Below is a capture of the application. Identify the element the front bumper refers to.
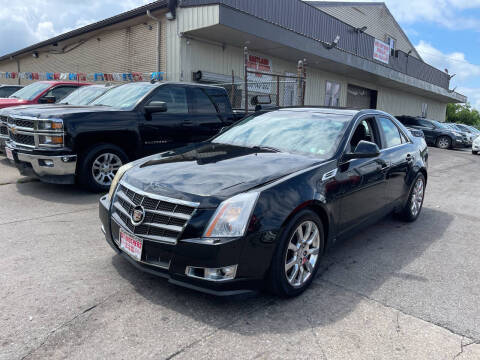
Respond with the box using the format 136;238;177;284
6;142;77;184
99;195;267;296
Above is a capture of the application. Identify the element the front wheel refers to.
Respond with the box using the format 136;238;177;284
436;136;451;149
473;150;478;155
78;143;128;192
398;173;426;222
267;210;324;297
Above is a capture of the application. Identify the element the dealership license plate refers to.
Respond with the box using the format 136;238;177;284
119;229;143;262
5;147;13;161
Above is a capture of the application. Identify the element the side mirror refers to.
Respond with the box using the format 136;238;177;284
343;141;380;161
38;96;56;104
145;101;167;114
251;95;272;106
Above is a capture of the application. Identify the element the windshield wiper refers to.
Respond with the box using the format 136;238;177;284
9;95;19;99
94;104;111;107
251;145;282;153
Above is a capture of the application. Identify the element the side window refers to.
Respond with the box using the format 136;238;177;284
189;88;217;114
45;86;78;101
418;120;434;129
350;117;379;151
379;117;402;148
148;86;188;114
205;89;232;114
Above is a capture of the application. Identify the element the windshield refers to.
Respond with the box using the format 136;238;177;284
8;82;50;101
213;110;352;158
90;83;155;110
433;121;448;129
59;86;112;106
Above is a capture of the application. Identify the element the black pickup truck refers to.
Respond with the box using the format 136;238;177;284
5;82;242;191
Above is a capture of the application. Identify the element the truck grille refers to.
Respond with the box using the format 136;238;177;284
9;132;35;146
112;183;199;245
0;124;7;136
8;117;34;129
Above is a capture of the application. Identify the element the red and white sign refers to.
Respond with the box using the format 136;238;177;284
120;229;143;261
247;55;273;94
373;39;390;64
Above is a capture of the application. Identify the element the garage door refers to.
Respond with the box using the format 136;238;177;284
347;84;378;109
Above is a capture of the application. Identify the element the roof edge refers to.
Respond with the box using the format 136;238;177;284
0;0;168;61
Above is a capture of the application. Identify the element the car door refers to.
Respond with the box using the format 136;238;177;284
377;116;413;206
186;87;225;142
138;85;190;155
336;116;390;233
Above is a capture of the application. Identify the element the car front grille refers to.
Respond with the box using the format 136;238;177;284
7;117;34;129
112;183;199;245
0;124;7;136
9;131;35;146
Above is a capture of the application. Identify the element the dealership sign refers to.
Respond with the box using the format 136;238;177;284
247;55;273;94
373;39;390;64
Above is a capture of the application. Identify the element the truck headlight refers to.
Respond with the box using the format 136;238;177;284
203;192;259;238
38;119;63;131
38;135;63;147
107;162;133;200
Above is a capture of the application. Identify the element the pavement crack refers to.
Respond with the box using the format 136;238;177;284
319;278;479;343
19;291;119;360
453;337;479;360
164;298;276;360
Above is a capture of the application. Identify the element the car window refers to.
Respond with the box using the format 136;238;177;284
189;88;217;114
8;82;51;100
59;86;112;105
91;83;156;110
148;86;188;114
418;120;434;129
213;110;352;158
44;86;78;101
208;93;232;114
379;117;402;148
350;117;379;152
0;87;18;97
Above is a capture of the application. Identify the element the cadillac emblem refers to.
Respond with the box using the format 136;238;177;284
131;205;145;226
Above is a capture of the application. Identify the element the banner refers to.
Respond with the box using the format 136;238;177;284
247;55;273;94
0;71;165;83
373;39;390;64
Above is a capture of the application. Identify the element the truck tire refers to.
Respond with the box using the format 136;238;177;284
78;143;129;193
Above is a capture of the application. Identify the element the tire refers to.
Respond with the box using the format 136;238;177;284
77;143;128;193
267;209;325;297
473;151;478;155
436;136;451;149
398;173;426;222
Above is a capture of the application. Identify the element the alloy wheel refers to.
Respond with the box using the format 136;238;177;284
410;178;425;217
284;220;321;288
437;137;450;149
91;152;123;186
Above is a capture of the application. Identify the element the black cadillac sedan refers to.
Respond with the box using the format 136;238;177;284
99;108;428;297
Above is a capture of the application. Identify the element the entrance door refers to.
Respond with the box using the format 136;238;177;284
347;84;378;109
283;72;297;107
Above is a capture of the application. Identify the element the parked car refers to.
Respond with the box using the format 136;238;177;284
473;136;480;155
455;123;480;140
0;85;114;153
0;81;90;110
5;82;242;190
444;123;472;147
99;108;428;297
396;116;464;149
0;84;23;98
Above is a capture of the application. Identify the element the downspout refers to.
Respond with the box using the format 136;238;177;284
146;10;162;72
16;58;20;85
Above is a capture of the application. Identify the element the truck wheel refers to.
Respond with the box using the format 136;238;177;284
78;143;128;193
267;209;324;297
436;136;451;149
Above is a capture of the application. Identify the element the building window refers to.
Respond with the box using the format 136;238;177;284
387;36;396;56
422;103;428;118
325;81;341;107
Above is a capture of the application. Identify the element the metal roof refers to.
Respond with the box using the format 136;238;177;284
0;1;168;61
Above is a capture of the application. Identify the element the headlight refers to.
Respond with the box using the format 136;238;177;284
107;162;133;200
38;119;63;131
203;192;259;238
38;135;63;147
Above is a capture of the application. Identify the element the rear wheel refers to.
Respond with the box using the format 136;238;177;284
268;210;324;297
436;136;451;149
473;150;478;155
398;173;426;222
78;143;128;192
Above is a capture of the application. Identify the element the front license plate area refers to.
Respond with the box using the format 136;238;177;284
119;229;143;262
5;147;13;161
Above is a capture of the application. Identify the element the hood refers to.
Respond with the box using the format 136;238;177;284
122;143;324;208
6;105;118;119
0;98;29;109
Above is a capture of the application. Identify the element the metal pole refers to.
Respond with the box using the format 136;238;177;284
297;60;303;106
244;46;249;114
230;70;235;107
302;59;307;106
276;75;280;107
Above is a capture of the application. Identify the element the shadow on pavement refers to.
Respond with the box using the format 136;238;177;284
110;206;453;334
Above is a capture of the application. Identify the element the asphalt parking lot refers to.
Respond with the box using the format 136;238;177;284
1;147;480;360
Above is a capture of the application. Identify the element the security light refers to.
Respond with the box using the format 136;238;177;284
32;52;39;58
356;26;367;33
323;35;340;49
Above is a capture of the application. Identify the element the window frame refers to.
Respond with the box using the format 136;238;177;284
376;115;411;149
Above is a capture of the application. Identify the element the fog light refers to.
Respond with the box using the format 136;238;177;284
39;159;54;167
185;265;237;282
